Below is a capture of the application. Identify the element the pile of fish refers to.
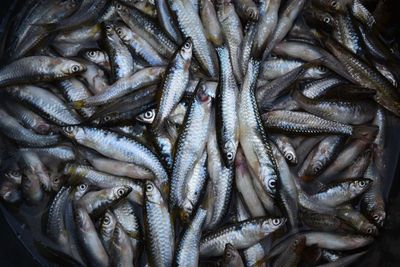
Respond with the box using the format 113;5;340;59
0;0;398;266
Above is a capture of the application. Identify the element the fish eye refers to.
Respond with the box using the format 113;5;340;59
317;66;327;72
293;240;299;246
226;152;234;161
268;179;276;189
64;126;75;133
103;215;111;225
331;0;338;7
226;251;232;257
183;41;191;49
116;4;123;10
79;184;88;191
53;177;59;183
373;214;380;220
145;110;154;119
103;116;112;122
146;183;153;192
11;171;20;177
117;188;125;196
359;180;366;187
88;51;97;58
71;65;81;73
272;218;281;225
105;25;113;31
323;17;331;24
285;153;294;161
367;228;373;234
313;165;321;174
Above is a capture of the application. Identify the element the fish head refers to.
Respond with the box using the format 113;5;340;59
74;207;91;231
180;37;193;61
136;109;156;124
5;170;22;184
350;178;372;194
304;9;335;33
305;66;330;79
362;223;379;236
371;210;386;227
291;235;307;253
50;174;67;192
112;224;124;247
114;24;133;43
102;21;115;36
284;150;298;164
180;199;194;223
222;243;241;265
73;184;89;200
61;126;84;141
0;181;20;203
144;181;163;205
101;211;116;236
262;217;286;232
112;185;132;201
245;6;259;21
55;59;86;76
262;171;278;196
308;158;325;177
221;140;236;167
196;82;214;106
82;49;103;62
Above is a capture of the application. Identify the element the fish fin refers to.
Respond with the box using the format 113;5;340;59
69;100;86;110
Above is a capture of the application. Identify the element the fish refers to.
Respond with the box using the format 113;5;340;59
273;235;306;267
168;0;218;77
72;67;165;108
174;208;207;266
115;22;168;66
0;108;60;147
74;207;110;267
63;163;143;205
110;224;135;267
99;210;117;253
216;45;240;166
200;217;286;257
152;37;193;129
0;1;397;266
143;180;175;267
216;0;243;82
6;85;81;126
200;0;224;46
324;37;400;117
0;56;86;88
233;0;259;21
239;58;280;198
170;85;212;210
77;186;132;218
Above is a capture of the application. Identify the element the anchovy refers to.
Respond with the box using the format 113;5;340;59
143;181;175;267
0;56;85;88
170;86;212;210
200;217;286;257
168;0;217;77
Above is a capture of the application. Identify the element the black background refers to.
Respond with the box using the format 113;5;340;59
0;0;400;266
